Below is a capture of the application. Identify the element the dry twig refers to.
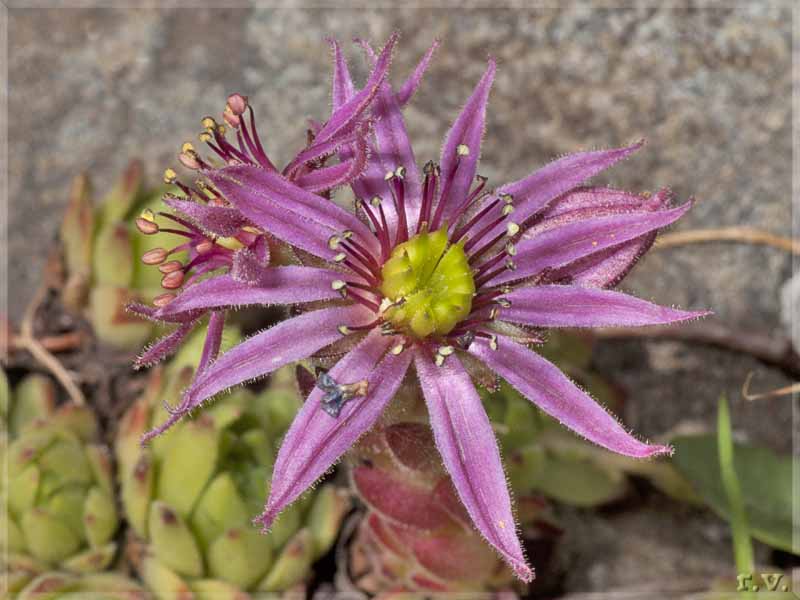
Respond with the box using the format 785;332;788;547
655;227;799;254
9;283;86;405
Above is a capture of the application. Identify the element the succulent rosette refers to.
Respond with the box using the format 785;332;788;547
1;370;121;595
131;34;708;581
116;327;350;598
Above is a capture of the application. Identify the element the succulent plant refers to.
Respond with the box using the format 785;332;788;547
1;369;121;596
344;375;518;597
5;570;147;600
115;326;350;599
59;160;185;349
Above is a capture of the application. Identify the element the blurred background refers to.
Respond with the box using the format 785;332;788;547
5;2;797;598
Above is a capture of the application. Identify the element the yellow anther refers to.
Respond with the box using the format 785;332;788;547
201;116;216;129
181;142;195;154
456;144;470;156
163;168;177;184
140;208;156;222
506;222;520;237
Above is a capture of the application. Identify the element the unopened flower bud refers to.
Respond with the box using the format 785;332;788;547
161;271;185;290
223;108;241;129
141;248;167;265
158;260;183;274
179;151;201;171
135;217;159;235
195;239;214;254
152;292;176;307
227;93;248;116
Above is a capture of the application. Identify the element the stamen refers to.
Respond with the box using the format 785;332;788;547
386;169;409;244
163;168;178;184
390;341;406;355
142;248;168;265
341;239;381;274
195;240;215;254
417;161;439;234
136;216;159;235
345;289;380;312
475;260;515;288
152;292;176;307
448;174;490;232
161;271;185;290
158;260;184;274
370;196;392;260
451;198;500;243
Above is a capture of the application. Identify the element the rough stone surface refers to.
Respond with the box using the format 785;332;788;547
8;2;795;595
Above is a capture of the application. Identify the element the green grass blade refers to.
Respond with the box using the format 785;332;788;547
717;395;755;574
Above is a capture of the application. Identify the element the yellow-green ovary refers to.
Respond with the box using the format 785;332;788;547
380;227;475;338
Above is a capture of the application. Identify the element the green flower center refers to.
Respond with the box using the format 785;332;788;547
380;227;475;339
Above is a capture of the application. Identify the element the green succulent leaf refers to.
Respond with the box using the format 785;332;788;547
256;528;314;593
83;487;118;548
21;508;83;564
207;527;274;589
148;501;205;578
191;472;251;549
60;541;117;574
10;374;56;437
120;453;154;538
140;553;194;600
156;418;220;518
16;572;80;600
672;433;796;554
88;285;153;350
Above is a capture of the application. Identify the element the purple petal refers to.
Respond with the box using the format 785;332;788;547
313;33;397;147
142;304;372;443
293;135;369;193
545;189;671;288
230;247;269;286
329;38;355;109
540;186;661;219
550;233;656;289
396;39;440;107
500;285;709;328
343;40;422;237
206;165;376;258
154;268;344;319
284;127;363;177
501;141;644;222
197;311;225;374
436;59;495;228
134;320;197;369
163;196;249;238
126;301;202;325
415;349;533;583
468;334;672;458
490;201;692;286
256;330;412;529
